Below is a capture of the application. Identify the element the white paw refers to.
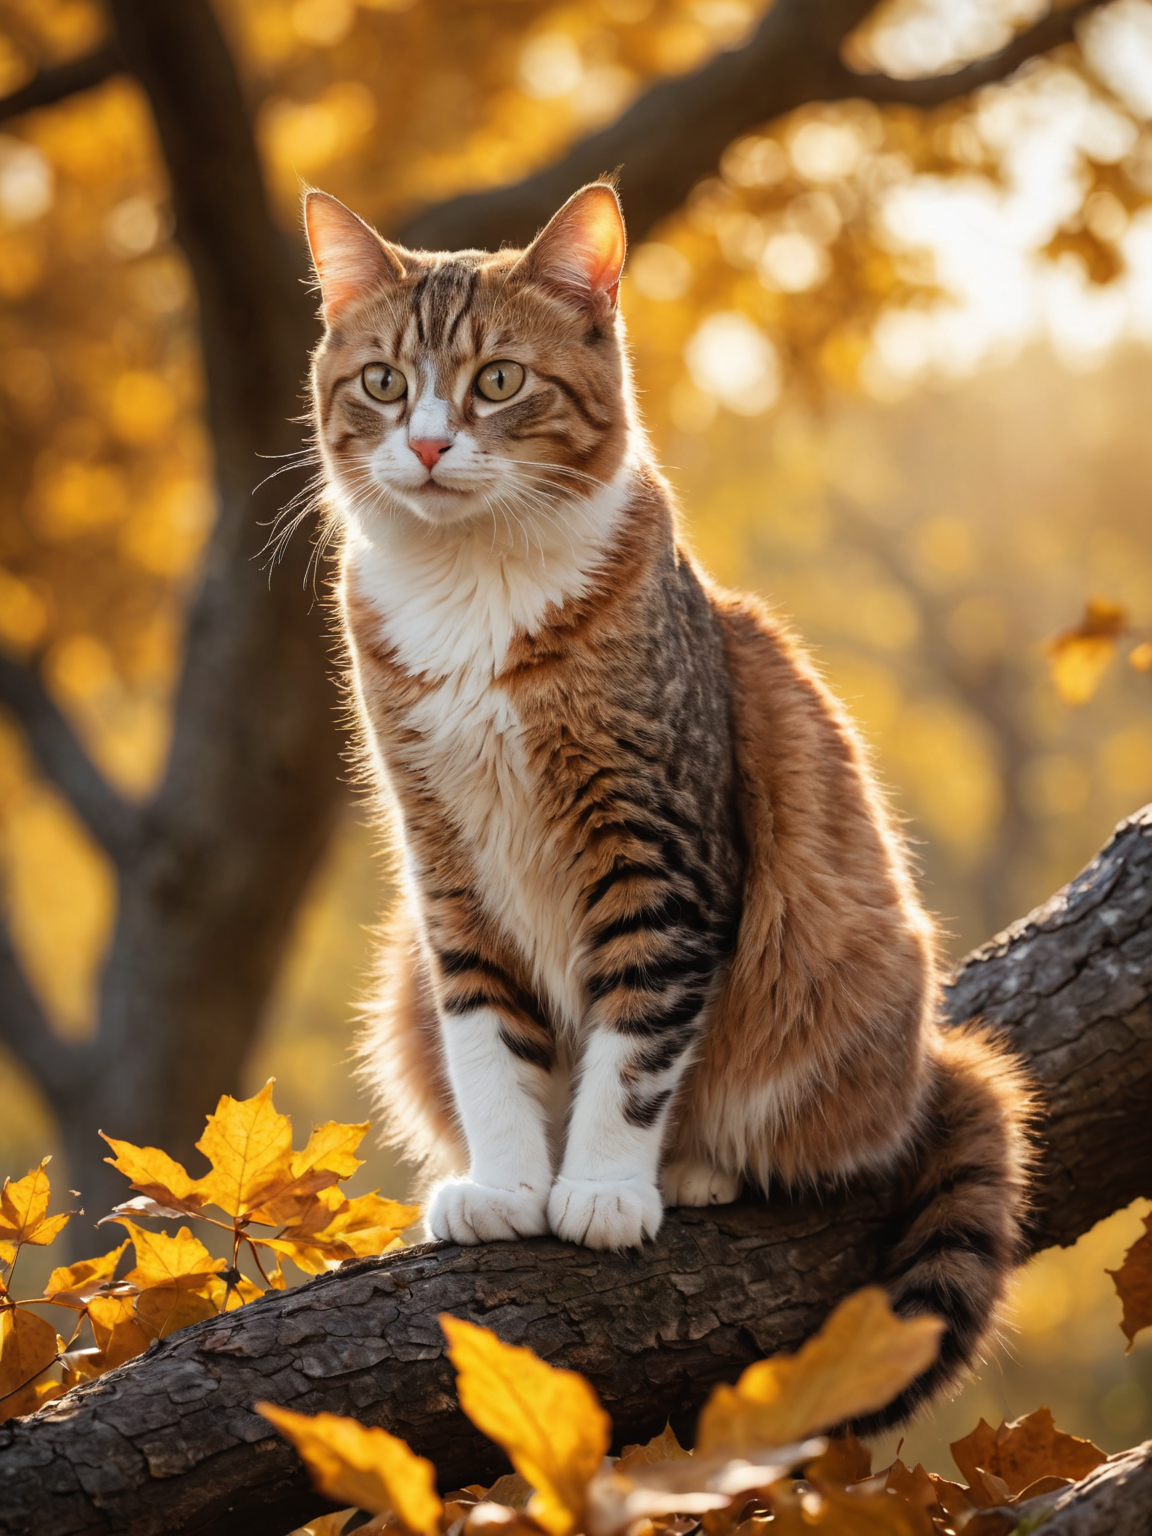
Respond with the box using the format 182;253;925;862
427;1178;549;1244
547;1175;663;1250
662;1160;742;1207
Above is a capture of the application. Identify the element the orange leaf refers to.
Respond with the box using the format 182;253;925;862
697;1289;943;1454
117;1220;226;1291
87;1293;153;1369
442;1314;610;1536
43;1243;128;1305
0;1159;73;1247
617;1424;690;1471
246;1119;370;1227
258;1403;443;1535
195;1080;295;1218
100;1136;208;1215
1107;1211;1152;1350
1044;599;1127;706
0;1306;60;1425
950;1409;1106;1500
1129;640;1152;673
134;1286;219;1337
768;1475;933;1534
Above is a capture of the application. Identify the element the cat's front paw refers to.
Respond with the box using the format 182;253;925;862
547;1175;663;1250
662;1160;743;1207
427;1178;549;1244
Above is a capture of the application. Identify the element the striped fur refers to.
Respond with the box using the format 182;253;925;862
302;183;1032;1411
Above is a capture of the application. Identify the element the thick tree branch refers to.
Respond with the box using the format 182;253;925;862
0;651;139;866
1;805;1149;1536
397;0;1109;253
0;41;124;124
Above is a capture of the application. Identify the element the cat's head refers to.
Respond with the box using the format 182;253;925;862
305;182;632;532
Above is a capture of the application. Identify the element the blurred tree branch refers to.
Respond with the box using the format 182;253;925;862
0;919;84;1099
398;0;1111;251
0;39;122;124
0;653;138;865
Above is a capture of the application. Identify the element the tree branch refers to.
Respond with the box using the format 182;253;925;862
0;41;123;125
397;0;1110;253
1;804;1149;1536
0;651;138;866
831;0;1108;108
0;911;83;1098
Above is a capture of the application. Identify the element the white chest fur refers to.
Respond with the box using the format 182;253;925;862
342;469;632;1029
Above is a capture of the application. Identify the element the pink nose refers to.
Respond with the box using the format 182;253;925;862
410;437;450;470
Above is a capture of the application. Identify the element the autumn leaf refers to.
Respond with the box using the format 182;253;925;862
258;1403;443;1536
1130;640;1152;673
246;1118;370;1228
1044;598;1127;705
768;1475;933;1535
117;1220;225;1291
0;1159;73;1248
100;1136;209;1215
950;1409;1106;1502
206;1273;265;1311
696;1289;943;1454
87;1293;153;1370
884;1460;940;1517
0;1306;61;1425
195;1080;297;1218
617;1424;691;1471
265;1190;421;1275
442;1315;610;1536
1107;1210;1152;1351
44;1243;128;1305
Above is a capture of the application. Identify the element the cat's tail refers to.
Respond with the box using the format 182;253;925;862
851;1022;1035;1434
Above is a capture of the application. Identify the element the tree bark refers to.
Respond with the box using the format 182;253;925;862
1026;1439;1152;1536
1;807;1149;1536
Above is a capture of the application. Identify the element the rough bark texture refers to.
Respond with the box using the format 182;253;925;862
1;807;1149;1536
1032;1438;1152;1536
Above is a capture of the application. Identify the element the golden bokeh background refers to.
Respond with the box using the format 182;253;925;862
1;0;1150;1479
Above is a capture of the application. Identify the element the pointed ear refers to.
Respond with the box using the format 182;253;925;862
304;190;406;325
516;182;626;316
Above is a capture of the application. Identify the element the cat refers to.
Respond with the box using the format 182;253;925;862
303;179;1031;1417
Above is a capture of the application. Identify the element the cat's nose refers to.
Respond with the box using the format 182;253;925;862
409;438;451;470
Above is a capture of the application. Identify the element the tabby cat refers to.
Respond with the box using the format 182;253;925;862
303;180;1031;1416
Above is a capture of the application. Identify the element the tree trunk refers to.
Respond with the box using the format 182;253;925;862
1;807;1149;1536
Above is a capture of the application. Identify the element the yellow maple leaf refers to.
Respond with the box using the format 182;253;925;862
246;1119;370;1228
0;1159;73;1248
258;1403;443;1536
0;1306;61;1425
117;1220;226;1292
44;1242;128;1304
441;1315;610;1536
195;1080;296;1218
134;1286;219;1337
1107;1211;1152;1351
697;1289;944;1454
99;1135;208;1214
1044;598;1127;706
87;1293;153;1370
206;1273;265;1310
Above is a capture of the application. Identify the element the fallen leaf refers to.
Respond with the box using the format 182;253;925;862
196;1081;296;1218
1107;1211;1152;1350
767;1475;934;1534
258;1403;443;1536
950;1408;1106;1500
883;1460;937;1516
484;1474;536;1510
100;1136;208;1215
1044;599;1127;705
697;1289;943;1454
808;1432;872;1485
1130;640;1152;673
617;1425;691;1471
0;1160;72;1247
442;1315;610;1536
0;1306;60;1424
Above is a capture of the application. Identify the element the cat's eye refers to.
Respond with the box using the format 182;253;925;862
475;361;525;402
363;363;407;403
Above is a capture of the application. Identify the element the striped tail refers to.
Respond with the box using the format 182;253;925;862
852;1023;1034;1434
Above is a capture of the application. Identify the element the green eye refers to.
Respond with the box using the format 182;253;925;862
475;360;525;402
363;363;407;402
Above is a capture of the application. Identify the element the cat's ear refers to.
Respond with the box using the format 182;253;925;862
516;182;627;316
304;190;406;325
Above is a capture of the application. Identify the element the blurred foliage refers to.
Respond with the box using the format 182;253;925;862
1;0;1152;1467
